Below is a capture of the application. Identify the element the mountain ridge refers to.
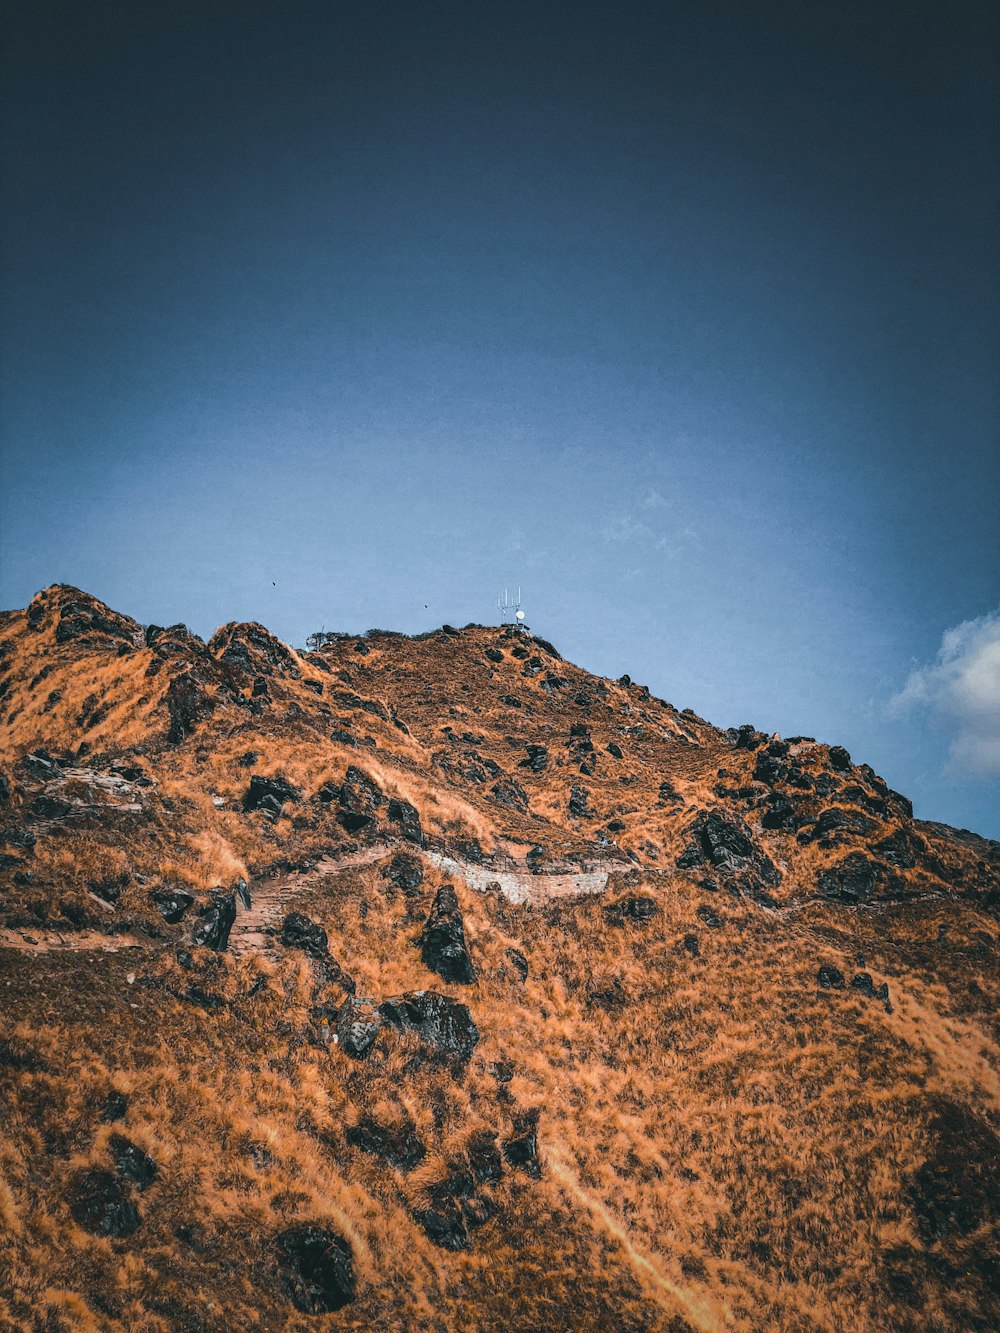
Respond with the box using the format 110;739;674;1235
0;583;998;1331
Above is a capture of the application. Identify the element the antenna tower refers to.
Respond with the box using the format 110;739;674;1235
497;587;526;629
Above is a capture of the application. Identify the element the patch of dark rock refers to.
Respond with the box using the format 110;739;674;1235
490;776;529;811
165;671;215;745
243;774;300;814
346;1117;426;1171
696;905;722;928
498;694;522;709
281;911;328;958
339;810;375;834
811;807;878;841
420;884;475;984
568;785;593;819
852;973;892;1010
588;978;629;1009
69;1168;140;1237
183;985;226;1011
379;991;480;1064
485;648;503;663
491;1059;514;1083
603;896;658;927
828;745;852;771
387;797;422;844
330;727;357;747
30;794;72;820
733;724;767;750
819;854;889;905
109;1134;157;1191
526;845;546;873
503;1110;541;1178
338;766;384;827
336;997;383;1058
236;750;259;768
100;1090;129;1124
573;692;591;708
466;1130;503;1184
682;934;700;957
413;1203;469;1251
383;852;424;895
506;947;529;981
873;827;921;869
519;744;548;773
150;887;195;924
753;753;787;786
839;784;889;818
817;965;845;989
55;596;142;649
761;793;800;831
90;872;130;905
0;1038;43;1072
910;1100;1000;1242
190;890;236;950
277;1224;356;1314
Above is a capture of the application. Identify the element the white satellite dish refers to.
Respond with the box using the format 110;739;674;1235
515;610;525;622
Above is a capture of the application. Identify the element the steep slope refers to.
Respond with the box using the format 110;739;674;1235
0;585;998;1332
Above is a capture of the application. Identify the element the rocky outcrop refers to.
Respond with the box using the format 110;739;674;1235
379;991;479;1064
280;911;328;958
190;891;237;950
346;1116;426;1171
419;884;476;984
68;1168;140;1237
336;997;382;1058
150;887;195;923
276;1225;355;1313
243;774;299;817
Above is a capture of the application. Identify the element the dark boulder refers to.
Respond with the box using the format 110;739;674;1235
519;744;549;773
733;724;766;750
682;933;700;957
811;807;878;841
190;891;237;950
100;1090;128;1123
277;1224;356;1314
828;745;852;772
420;884;476;984
0;774;10;803
873;827;921;869
109;1135;157;1191
502;1110;541;1178
696;905;722;928
336;997;382;1059
819;854;886;905
607;742;623;759
165;671;215;745
346;1117;426;1171
852;973;892;1010
243;774;299;815
490;776;529;811
237;750;259;768
382;852;424;895
150;887;195;924
413;1203;469;1252
603;896;658;927
281;911;328;958
379;991;480;1064
817;965;845;989
753;753;787;786
30;794;71;820
68;1168;140;1237
506;947;529;981
89;872;130;905
387;797;422;844
467;1130;503;1184
761;793;799;831
568;786;593;819
485;648;503;663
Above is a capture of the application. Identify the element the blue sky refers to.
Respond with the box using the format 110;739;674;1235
2;1;998;835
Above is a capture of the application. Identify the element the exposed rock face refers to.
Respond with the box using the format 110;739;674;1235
108;1135;157;1191
817;965;845;989
819;853;889;905
382;852;424;896
280;911;328;958
150;887;195;924
190;891;237;950
336;997;382;1059
346;1116;426;1171
210;621;301;679
420;884;476;984
68;1168;140;1237
337;765;383;833
379;991;480;1064
387;797;422;844
678;811;780;894
602;896;658;927
489;776;529;811
243;774;299;816
46;588;144;650
276;1225;356;1313
503;1109;541;1178
165;671;215;745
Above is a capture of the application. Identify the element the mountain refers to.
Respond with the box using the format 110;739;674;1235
0;583;998;1332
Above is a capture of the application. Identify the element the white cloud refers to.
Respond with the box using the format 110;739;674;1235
891;607;1000;776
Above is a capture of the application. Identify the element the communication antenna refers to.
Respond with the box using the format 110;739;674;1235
497;586;525;628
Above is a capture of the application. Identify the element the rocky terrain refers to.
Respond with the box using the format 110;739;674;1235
0;584;998;1331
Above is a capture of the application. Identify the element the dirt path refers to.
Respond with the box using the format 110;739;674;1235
0;842;627;956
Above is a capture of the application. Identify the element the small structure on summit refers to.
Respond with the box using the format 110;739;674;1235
498;586;527;631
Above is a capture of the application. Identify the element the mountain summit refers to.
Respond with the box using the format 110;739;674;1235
1;585;998;1330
